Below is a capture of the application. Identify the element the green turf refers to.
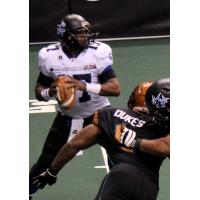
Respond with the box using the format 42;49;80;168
30;38;170;200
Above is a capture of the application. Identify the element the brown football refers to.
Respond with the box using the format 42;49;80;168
54;76;76;109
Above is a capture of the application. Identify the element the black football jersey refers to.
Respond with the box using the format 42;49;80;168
92;107;169;185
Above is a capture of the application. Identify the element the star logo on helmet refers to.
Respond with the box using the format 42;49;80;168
81;21;90;29
61;20;66;27
151;93;169;108
57;21;66;36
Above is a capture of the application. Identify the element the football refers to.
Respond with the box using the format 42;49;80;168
54;76;76;109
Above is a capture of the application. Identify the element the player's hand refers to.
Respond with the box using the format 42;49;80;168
49;82;58;97
65;76;86;91
133;107;148;113
32;169;57;190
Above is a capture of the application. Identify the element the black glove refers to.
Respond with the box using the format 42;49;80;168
133;139;141;152
32;168;58;190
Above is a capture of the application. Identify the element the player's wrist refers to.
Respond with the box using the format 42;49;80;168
47;167;59;177
85;82;101;95
40;88;54;101
134;139;141;152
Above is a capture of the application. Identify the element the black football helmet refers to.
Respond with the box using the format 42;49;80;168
145;78;170;115
57;14;97;49
145;78;170;128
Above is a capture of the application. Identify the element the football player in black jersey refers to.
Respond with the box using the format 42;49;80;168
127;80;170;157
32;78;170;200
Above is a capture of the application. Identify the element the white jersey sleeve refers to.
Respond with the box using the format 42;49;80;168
95;42;113;74
38;47;50;77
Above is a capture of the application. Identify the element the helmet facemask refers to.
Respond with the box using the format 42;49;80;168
72;26;96;48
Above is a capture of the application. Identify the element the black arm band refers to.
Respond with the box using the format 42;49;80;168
98;67;116;84
37;72;54;87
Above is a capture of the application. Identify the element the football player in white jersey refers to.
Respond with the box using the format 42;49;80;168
29;14;120;199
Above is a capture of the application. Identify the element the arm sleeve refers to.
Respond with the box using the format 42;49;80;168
92;109;116;141
92;109;113;131
96;44;113;74
38;48;50;77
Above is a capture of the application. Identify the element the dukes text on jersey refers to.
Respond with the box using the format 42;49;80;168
114;109;146;127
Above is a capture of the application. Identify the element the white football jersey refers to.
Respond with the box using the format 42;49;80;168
38;42;113;118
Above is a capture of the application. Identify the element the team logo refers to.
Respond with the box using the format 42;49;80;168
151;93;169;108
81;21;89;29
57;21;66;36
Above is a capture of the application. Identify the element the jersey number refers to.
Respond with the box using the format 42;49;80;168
73;74;91;102
115;124;136;152
46;46;59;52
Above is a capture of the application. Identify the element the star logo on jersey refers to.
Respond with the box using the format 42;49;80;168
151;93;169;108
57;21;66;36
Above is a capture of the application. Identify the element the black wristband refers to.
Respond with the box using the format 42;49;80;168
48;167;59;177
134;139;141;152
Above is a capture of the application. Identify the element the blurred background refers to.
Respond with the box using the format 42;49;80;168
30;0;170;43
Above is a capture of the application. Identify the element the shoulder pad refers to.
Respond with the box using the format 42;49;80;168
38;47;47;61
38;43;60;58
92;42;112;59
